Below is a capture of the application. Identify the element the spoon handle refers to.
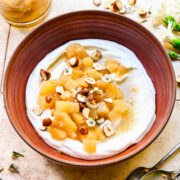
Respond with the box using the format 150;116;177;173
153;143;180;169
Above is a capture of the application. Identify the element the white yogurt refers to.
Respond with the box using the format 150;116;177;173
26;39;156;160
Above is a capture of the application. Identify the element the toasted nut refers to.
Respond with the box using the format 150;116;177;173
45;96;53;103
93;0;101;6
79;88;89;96
56;86;64;95
64;66;72;76
69;57;79;67
103;1;110;9
104;98;113;103
91;50;102;62
79;102;86;111
96;118;105;125
40;69;51;81
86;101;98;109
32;107;43;116
39;125;47;131
77;94;87;103
103;123;115;137
176;76;180;86
42;118;52;127
138;9;147;17
85;77;96;85
86;118;96;127
71;89;78;97
102;74;112;82
76;87;82;92
128;0;136;5
87;93;94;101
119;5;127;14
111;0;122;10
82;108;90;119
78;124;89;135
93;63;104;71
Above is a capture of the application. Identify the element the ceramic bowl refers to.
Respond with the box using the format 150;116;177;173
4;11;176;167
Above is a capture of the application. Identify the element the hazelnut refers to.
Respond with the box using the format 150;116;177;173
86;118;96;127
90;50;102;62
79;88;89;96
45;96;53;103
32;107;43;116
39;125;47;131
138;9;147;17
77;94;87;103
93;0;101;6
104;98;113;103
78;124;89;135
40;69;51;81
85;77;96;85
111;0;122;11
93;63;104;71
103;123;115;137
96;118;105;125
128;0;136;5
82;108;90;119
79;102;86;111
56;86;64;95
119;5;127;14
86;100;98;109
42;118;52;127
69;57;79;67
71;89;78;97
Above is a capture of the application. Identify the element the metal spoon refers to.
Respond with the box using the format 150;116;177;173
140;169;180;180
125;143;180;180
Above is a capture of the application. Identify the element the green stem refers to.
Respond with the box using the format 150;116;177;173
168;51;180;60
171;38;180;51
163;15;180;32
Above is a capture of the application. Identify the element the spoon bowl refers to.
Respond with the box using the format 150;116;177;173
140;169;180;180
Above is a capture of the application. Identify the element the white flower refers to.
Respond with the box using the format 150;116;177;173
158;21;175;43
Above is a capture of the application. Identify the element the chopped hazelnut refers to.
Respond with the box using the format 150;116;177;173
86;118;96;127
111;0;122;10
103;123;115;137
69;57;79;67
93;0;101;6
128;0;136;5
40;69;51;81
138;9;147;17
79;88;89;96
90;50;102;62
79;102;86;111
77;94;87;103
87;93;94;101
45;96;53;103
176;76;180;86
78;124;89;135
42;118;52;127
93;63;104;71
82;108;90;119
104;98;113;103
85;77;96;85
56;86;64;95
32;107;43;116
119;5;127;14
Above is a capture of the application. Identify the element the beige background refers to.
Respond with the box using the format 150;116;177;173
0;0;180;179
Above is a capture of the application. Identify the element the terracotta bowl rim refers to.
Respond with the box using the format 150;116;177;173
3;10;176;167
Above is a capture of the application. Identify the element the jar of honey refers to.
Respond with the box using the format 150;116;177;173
0;0;51;27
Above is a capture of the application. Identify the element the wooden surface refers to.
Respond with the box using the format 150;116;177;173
0;0;180;179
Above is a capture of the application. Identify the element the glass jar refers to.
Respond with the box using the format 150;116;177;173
0;0;51;27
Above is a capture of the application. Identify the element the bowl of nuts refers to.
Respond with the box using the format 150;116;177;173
4;11;175;166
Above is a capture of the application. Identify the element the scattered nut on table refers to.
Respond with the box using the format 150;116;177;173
93;0;102;6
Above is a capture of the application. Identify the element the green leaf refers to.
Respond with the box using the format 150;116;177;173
8;164;19;174
12;151;24;159
0;169;4;173
148;6;152;14
168;51;180;60
171;38;180;50
140;19;148;24
163;15;180;32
